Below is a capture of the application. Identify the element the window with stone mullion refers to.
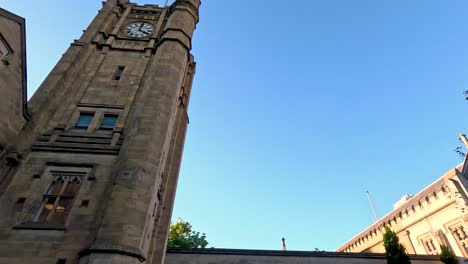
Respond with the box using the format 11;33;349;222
34;175;81;225
422;238;437;254
450;226;468;256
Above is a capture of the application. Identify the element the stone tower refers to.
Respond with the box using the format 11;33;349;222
0;0;200;263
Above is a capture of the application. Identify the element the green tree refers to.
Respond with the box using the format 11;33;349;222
440;244;458;264
383;226;411;264
456;92;468;158
167;218;208;248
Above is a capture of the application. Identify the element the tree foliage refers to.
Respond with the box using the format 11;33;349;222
456;91;468;158
440;244;458;264
383;226;411;264
167;218;208;248
454;146;466;158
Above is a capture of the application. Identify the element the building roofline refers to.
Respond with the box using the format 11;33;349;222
0;7;25;23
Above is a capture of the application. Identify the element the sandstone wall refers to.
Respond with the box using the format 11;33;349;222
165;248;441;264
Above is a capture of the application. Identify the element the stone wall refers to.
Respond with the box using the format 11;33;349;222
0;8;28;148
165;248;441;264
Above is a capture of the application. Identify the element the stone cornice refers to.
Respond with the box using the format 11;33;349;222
159;28;192;50
79;243;146;262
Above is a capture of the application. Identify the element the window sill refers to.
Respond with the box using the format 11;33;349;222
13;222;67;230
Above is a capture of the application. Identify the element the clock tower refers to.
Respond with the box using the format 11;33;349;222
0;1;200;264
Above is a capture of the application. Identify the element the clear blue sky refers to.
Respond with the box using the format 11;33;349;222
2;0;468;251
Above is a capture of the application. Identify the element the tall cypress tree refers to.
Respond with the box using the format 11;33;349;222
383;226;411;264
440;244;458;264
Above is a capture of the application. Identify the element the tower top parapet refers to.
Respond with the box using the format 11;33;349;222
173;0;201;12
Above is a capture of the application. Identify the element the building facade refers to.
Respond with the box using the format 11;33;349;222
0;1;200;263
337;160;468;260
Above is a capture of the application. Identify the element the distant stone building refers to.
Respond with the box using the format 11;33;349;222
0;1;200;263
337;159;468;259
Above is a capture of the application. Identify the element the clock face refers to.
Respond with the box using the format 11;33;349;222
125;22;154;38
